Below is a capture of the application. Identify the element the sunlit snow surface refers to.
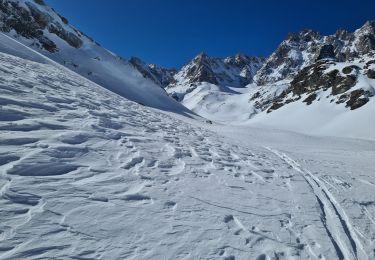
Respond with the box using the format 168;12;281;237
0;50;375;259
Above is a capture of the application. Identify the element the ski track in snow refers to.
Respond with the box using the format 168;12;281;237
0;52;374;259
266;148;368;260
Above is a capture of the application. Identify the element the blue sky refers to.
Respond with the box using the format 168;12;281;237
46;0;374;68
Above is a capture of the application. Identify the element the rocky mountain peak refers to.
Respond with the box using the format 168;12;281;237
224;53;257;67
185;55;218;85
352;20;375;56
357;20;375;35
335;28;350;38
286;29;321;43
194;52;209;61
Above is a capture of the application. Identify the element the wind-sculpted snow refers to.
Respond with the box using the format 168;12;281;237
1;52;375;259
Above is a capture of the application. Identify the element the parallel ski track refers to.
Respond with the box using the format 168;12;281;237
266;147;366;260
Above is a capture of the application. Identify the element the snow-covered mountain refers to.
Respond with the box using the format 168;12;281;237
0;0;191;115
173;53;265;88
247;22;375;136
150;21;375;139
255;21;375;85
166;53;265;101
139;21;373;126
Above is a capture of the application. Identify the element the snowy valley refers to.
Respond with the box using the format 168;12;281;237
0;0;375;259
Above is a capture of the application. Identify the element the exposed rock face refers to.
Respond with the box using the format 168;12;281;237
129;57;176;88
367;69;375;79
345;89;371;110
303;93;317;105
0;0;83;52
317;45;336;60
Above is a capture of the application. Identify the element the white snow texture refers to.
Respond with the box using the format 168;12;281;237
0;2;375;259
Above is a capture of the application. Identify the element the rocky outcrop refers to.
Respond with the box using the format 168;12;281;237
128;57;176;88
345;89;371;110
290;61;357;96
258;59;373;112
367;69;375;79
0;0;83;52
317;45;336;60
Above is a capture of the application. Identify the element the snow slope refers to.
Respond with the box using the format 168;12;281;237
180;83;257;122
249;93;375;141
1;39;375;259
178;81;288;123
0;0;191;115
